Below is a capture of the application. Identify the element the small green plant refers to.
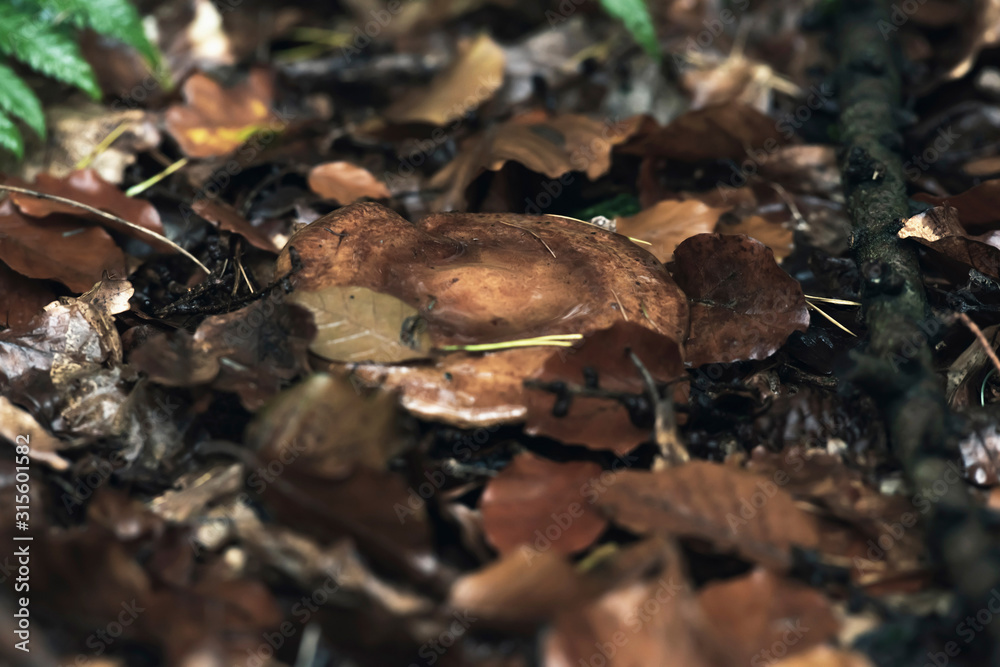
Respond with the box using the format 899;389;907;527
598;0;660;61
0;0;159;158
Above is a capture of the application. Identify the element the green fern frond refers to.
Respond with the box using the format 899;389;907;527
0;4;101;99
0;112;25;159
0;62;46;139
38;0;159;68
598;0;661;61
0;0;161;159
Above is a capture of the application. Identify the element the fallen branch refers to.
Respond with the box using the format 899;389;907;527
837;0;1000;655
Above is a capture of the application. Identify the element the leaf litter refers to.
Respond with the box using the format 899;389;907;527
3;1;1000;666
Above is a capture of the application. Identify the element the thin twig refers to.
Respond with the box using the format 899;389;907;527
958;312;1000;379
629;351;689;467
0;184;210;275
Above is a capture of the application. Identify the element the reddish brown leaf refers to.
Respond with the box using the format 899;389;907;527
8;169;166;245
480;451;607;555
671;233;809;366
524;322;685;454
0;199;126;292
190;198;279;252
429;113;642;211
165;69;277;158
717;214;794;261
597;461;821;569
620;104;786;163
617;199;730;263
449;548;584;627
308;161;391;205
697;568;840;666
0;261;54;329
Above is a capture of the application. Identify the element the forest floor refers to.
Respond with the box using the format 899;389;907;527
5;0;1000;665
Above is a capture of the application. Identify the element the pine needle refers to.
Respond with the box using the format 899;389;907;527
804;294;862;306
806;301;856;336
126;157;189;197
438;333;583;352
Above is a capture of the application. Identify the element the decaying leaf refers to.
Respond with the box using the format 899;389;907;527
449;548;584;627
247;373;408;474
0;198;126;292
429;112;643;211
0;260;54;328
617;199;730;262
620;103;786;163
165;68;278;158
597;461;821;569
0;395;69;469
671;234;809;367
292;285;432;363
384;34;505;126
479;451;607;555
308;161;391;204
697;568;840;665
190;198;280;252
898;206;1000;278
525;322;685;454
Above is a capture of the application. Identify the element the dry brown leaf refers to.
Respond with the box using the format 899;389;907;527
697;568;840;665
597;461;821;569
308;161;391;204
449;548;584;627
384;34;505;126
772;646;875;667
620;104;786;163
479;451;607;555
246;373;407;474
8;170;166;245
718;214;795;261
525;322;685;454
429;113;642;211
898;206;1000;278
189;198;279;252
672;233;809;367
0;198;126;292
617;199;730;263
0;395;69;470
165;68;277;158
915;179;1000;229
0;261;55;329
292;285;432;363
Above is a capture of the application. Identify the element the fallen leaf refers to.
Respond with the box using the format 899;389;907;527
620;104;786;163
898;206;1000;278
544;540;711;667
525;322;685;454
617;199;730;262
0;261;54;329
0;395;69;469
772;646;875;667
479;451;607;555
308;161;391;204
915;180;1000;230
597;461;821;569
165;68;278;158
429;113;642;210
718;214;795;261
698;568;840;665
292;285;432;363
449;548;584;627
190;198;280;252
385;34;505;126
247;373;407;474
0;198;126;292
8;169;166;246
671;234;809;367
